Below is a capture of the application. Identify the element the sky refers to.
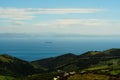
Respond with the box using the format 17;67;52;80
0;0;120;39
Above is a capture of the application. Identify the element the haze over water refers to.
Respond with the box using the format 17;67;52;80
0;0;120;61
0;38;120;61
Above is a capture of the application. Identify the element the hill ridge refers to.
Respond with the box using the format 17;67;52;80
0;48;120;80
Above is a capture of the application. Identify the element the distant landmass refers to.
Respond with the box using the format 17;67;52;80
45;41;53;44
0;48;120;80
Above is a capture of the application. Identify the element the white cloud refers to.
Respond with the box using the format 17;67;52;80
1;19;120;35
0;7;119;38
30;8;103;14
33;19;120;36
53;19;109;26
0;8;34;21
13;21;25;25
34;19;110;28
0;7;103;21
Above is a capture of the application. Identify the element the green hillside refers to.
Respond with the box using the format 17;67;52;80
29;48;120;80
0;48;120;80
32;53;78;71
0;54;36;77
32;48;120;76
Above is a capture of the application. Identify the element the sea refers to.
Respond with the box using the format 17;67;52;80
0;38;120;61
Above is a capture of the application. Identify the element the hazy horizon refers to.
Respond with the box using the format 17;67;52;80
0;0;120;40
0;0;120;61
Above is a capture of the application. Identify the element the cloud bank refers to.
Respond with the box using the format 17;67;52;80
0;18;120;37
0;7;120;39
0;7;103;21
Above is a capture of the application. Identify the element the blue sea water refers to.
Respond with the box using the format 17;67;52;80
0;38;120;61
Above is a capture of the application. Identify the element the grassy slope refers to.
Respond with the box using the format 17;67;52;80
0;54;37;77
0;48;120;80
32;48;120;76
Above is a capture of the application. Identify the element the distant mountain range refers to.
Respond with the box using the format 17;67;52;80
0;48;120;80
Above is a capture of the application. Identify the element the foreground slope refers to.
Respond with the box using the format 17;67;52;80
32;48;120;75
0;54;36;77
0;48;120;80
32;53;78;71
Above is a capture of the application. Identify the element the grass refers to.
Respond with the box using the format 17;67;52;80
0;56;13;63
67;73;110;80
0;75;15;80
0;54;14;63
109;70;120;75
85;65;108;71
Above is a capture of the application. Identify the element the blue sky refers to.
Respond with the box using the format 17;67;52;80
0;0;120;39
